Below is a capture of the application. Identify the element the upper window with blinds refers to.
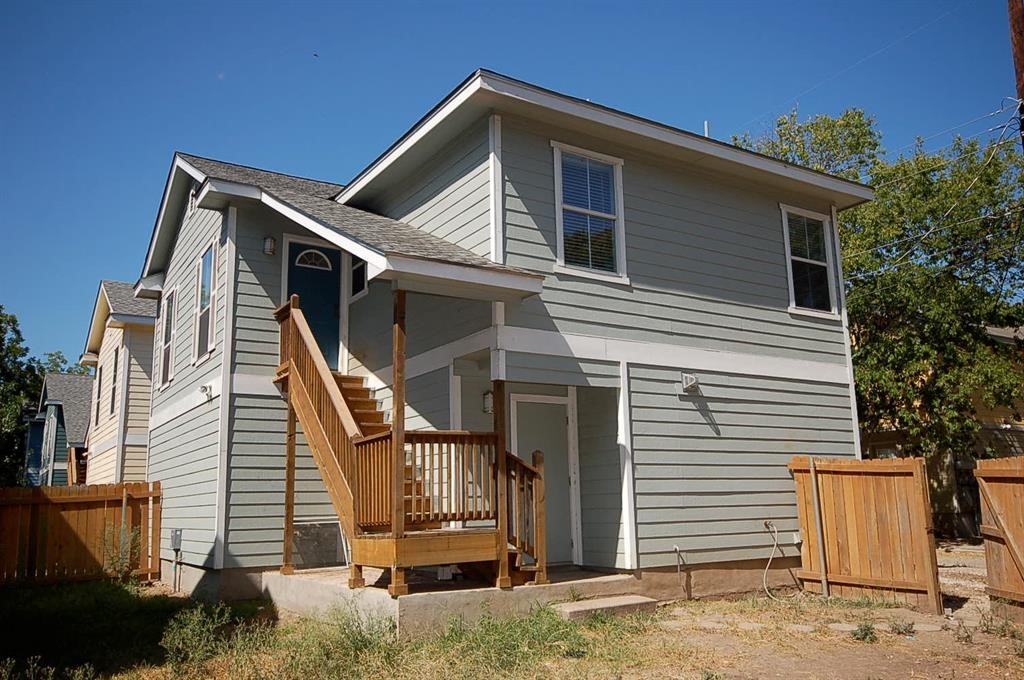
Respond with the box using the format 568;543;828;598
552;142;627;280
781;206;836;315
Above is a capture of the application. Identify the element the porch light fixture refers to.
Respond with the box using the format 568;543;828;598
482;390;494;414
675;372;699;395
263;237;277;256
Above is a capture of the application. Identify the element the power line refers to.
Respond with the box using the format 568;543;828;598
887;100;1019;157
739;5;958;131
844;207;1024;259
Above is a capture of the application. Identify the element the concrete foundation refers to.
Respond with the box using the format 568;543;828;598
156;556;802;635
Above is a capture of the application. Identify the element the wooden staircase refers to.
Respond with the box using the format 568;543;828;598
274;293;547;597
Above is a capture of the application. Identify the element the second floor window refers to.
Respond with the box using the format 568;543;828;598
194;243;216;360
110;348;118;414
553;143;626;277
160;289;176;386
782;206;836;314
95;366;103;426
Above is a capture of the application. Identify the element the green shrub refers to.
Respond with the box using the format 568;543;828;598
852;622;877;643
160;602;232;667
888;620;915;635
102;523;140;582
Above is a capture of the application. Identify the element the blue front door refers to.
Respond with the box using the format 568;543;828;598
287;242;342;369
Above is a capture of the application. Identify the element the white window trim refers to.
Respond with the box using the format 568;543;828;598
192;239;218;365
780;204;840;319
158;286;178;389
552;140;628;280
350;257;369;303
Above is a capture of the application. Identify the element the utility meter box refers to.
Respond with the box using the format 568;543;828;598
170;528;182;551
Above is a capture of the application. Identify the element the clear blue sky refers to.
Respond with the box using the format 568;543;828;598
0;0;1015;363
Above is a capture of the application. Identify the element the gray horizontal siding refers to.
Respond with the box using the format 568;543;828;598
500;115;849;366
576;386;625;569
348;280;490;376
376;367;450;431
365;116;491;257
225;394;334;569
505;352;619;388
148;204;229;568
628;363;856;568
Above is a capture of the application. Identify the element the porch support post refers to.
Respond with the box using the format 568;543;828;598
389;288;409;596
281;397;296;575
493;379;511;589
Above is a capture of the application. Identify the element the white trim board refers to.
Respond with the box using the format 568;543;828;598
496;326;851;385
617;361;638;570
150;380;221;430
215;206;238;569
832;204;863;458
281;233;346;372
510;390;583;566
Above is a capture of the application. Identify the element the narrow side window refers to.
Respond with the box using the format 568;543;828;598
110;348;118;414
782;206;836;314
161;290;176;386
194;243;217;360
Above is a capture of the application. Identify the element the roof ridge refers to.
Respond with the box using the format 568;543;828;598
176;151;344;189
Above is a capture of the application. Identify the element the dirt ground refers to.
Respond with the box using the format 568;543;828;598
638;541;1023;680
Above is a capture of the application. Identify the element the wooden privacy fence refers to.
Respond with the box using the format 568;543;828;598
0;482;161;584
788;457;942;614
975;456;1024;622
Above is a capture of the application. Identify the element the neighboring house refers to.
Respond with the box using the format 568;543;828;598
22;410;45;485
78;280;157;484
133;69;872;598
863;325;1024;536
31;373;94;486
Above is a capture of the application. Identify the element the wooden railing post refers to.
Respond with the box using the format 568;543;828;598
532;450;548;585
493;379;511;589
281;398;296;575
389;288;408;596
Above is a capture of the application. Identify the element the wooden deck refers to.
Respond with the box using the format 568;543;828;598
274;294;547;597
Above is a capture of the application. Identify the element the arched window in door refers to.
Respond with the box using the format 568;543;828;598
294;249;333;271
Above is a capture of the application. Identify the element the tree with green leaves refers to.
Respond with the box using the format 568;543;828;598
736;109;1024;462
0;306;90;485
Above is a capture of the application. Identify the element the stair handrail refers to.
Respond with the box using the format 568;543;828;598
506;449;547;584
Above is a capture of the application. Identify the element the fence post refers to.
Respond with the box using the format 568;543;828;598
911;457;943;614
809;458;830;598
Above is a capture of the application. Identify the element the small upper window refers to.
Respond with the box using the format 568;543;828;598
94;366;103;426
295;249;333;271
351;257;367;300
782;207;835;313
553;143;626;277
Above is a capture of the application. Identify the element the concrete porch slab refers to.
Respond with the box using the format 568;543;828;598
262;565;643;636
552;595;657;620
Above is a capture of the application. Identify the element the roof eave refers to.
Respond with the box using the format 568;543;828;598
336;69;874;210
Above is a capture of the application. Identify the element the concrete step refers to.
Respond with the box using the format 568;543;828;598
553;595;657;621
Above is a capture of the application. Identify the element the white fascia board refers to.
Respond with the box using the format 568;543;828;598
337;70;873;209
477;73;875;203
79;352;98;367
141;155;207;279
336;76;485;204
197;178;261;206
258;191;388;271
386;255;543;297
109;314;156;327
82;285;108;356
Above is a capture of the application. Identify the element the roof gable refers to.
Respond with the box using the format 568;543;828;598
38;373;94;447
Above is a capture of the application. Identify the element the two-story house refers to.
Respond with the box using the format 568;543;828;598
79;280;157;484
132;69;873;600
28;373;94;486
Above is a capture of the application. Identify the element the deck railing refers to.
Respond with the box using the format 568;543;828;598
508;451;546;577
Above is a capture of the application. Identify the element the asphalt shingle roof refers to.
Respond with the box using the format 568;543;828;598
177;153;536;276
179;153;344;200
41;373;94;446
102;280;157;318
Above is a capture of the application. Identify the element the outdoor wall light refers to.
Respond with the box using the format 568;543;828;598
263;236;277;256
674;372;699;396
482;390;494;415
